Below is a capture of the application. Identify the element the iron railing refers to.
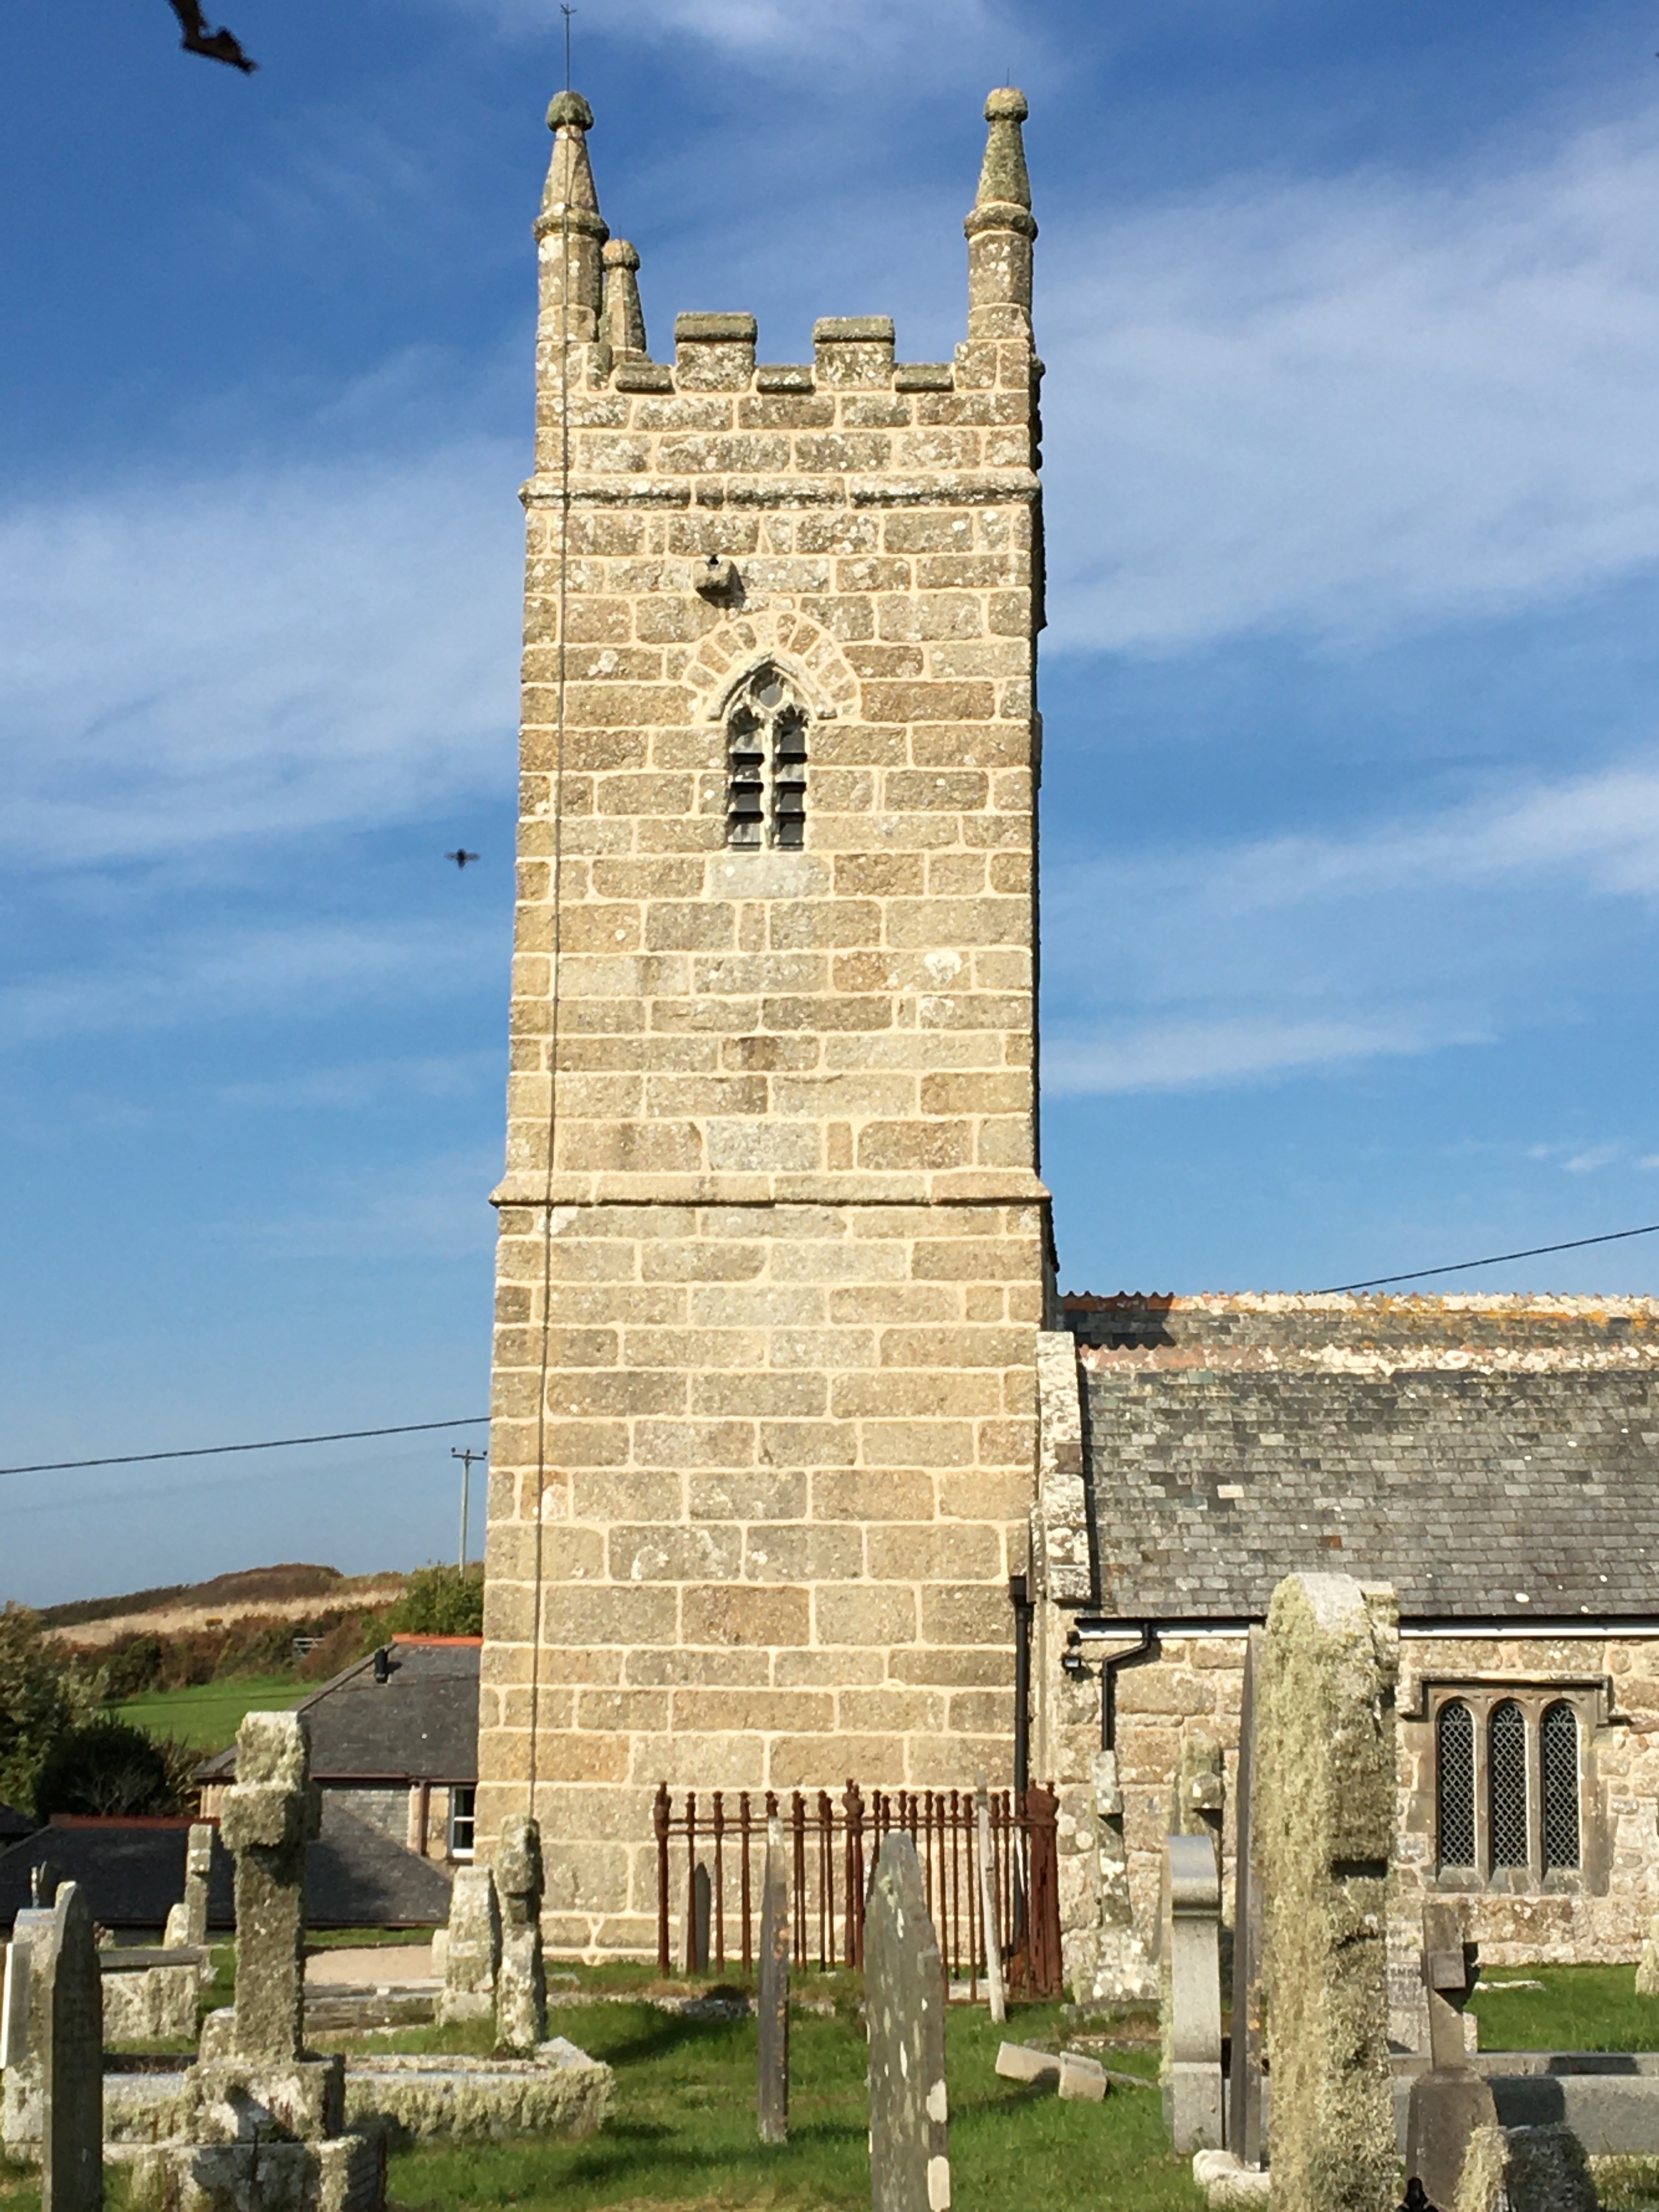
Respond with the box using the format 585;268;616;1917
652;1779;1062;1999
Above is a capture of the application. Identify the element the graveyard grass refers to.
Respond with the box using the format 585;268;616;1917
107;1675;301;1748
378;1996;1201;2212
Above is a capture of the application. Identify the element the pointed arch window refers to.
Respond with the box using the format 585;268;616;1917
1488;1700;1529;1869
1541;1700;1581;1873
1435;1699;1475;1869
725;665;808;850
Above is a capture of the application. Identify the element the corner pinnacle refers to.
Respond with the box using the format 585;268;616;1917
975;86;1031;214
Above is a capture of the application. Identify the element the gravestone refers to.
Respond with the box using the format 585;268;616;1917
973;1781;1006;2025
1087;1749;1155;2004
163;1824;213;1950
41;1883;104;2212
866;1832;949;2212
218;1711;319;2061
1227;1627;1264;2170
1404;1903;1497;2212
495;1816;547;2053
1161;1832;1224;2153
438;1864;501;2024
1255;1573;1399;2212
1451;2121;1599;2212
1170;1735;1225;1846
757;1816;789;2145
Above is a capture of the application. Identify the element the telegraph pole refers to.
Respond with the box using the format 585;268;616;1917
452;1446;487;1570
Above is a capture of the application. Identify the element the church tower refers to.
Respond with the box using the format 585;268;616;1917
478;84;1049;1953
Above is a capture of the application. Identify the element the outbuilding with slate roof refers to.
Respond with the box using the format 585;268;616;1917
195;1635;479;1870
1026;1292;1659;1997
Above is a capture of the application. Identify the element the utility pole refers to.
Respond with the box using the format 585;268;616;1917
452;1446;487;1571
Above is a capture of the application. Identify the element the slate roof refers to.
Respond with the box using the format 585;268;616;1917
196;1638;480;1786
0;1799;453;1934
0;1800;34;1843
1069;1294;1659;1622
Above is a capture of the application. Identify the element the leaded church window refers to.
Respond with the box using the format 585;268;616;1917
1426;1683;1596;1891
725;665;808;850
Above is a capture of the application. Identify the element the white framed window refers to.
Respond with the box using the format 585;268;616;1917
725;664;808;850
448;1785;477;1861
1427;1684;1595;1892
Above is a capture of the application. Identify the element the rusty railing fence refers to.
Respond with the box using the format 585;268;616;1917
652;1780;1062;2000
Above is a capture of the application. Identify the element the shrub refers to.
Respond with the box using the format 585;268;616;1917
33;1719;195;1819
0;1604;106;1815
370;1565;484;1643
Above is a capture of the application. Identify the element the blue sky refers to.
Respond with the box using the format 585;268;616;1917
5;0;1659;1601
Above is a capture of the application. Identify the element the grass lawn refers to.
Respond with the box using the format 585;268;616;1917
382;1995;1202;2212
109;1674;302;1748
1471;1962;1659;2054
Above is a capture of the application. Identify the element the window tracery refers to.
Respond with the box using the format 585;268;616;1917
725;665;808;850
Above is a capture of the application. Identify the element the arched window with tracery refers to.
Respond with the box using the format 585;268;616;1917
725;664;808;850
1541;1700;1581;1872
1488;1699;1529;1869
1435;1697;1475;1869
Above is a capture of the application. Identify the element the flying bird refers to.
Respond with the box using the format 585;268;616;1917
446;850;481;870
166;0;258;70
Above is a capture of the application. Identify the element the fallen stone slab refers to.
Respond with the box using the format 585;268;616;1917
1192;2149;1271;2208
1056;2052;1108;2103
995;2042;1059;2084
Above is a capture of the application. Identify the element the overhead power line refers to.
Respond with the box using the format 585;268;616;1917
1319;1220;1659;1295
0;1415;489;1480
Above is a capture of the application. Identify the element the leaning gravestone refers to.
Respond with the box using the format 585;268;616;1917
867;1832;949;2212
1255;1573;1399;2212
495;1816;547;2053
757;1816;789;2145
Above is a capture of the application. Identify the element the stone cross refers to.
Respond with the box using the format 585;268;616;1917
1404;1901;1496;2211
219;1710;320;2062
757;1815;789;2145
495;1814;547;2053
164;1821;214;1949
40;1881;104;2212
438;1863;501;2023
1161;1832;1224;2154
1255;1572;1400;2212
1170;1734;1225;1846
866;1831;949;2212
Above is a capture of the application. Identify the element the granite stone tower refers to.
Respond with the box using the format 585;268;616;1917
478;84;1048;1953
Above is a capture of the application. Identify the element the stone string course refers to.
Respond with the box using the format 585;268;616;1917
478;88;1049;1954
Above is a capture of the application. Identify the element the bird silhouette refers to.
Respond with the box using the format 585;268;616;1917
166;0;257;70
446;850;481;870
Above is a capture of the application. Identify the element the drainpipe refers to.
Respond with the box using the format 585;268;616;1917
1009;1575;1034;1795
1086;1624;1154;1752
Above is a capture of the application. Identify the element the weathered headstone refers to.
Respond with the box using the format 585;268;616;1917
973;1780;1006;2025
1404;1903;1497;2212
495;1815;547;2053
1085;1749;1155;2004
866;1832;949;2212
1227;1627;1264;2170
438;1863;501;2024
757;1816;789;2145
1;1917;42;2145
218;1711;319;2062
1255;1573;1399;2212
40;1882;103;2212
1161;1832;1223;2153
163;1823;213;1950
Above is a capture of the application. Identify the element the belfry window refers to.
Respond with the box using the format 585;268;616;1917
725;665;808;850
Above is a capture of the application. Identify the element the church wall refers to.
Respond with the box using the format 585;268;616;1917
1037;1628;1659;1997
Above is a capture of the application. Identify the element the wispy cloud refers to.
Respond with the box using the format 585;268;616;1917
1042;107;1659;649
0;443;521;870
0;919;500;1047
1043;756;1659;1096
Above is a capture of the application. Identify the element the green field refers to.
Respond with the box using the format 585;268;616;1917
110;1673;302;1749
